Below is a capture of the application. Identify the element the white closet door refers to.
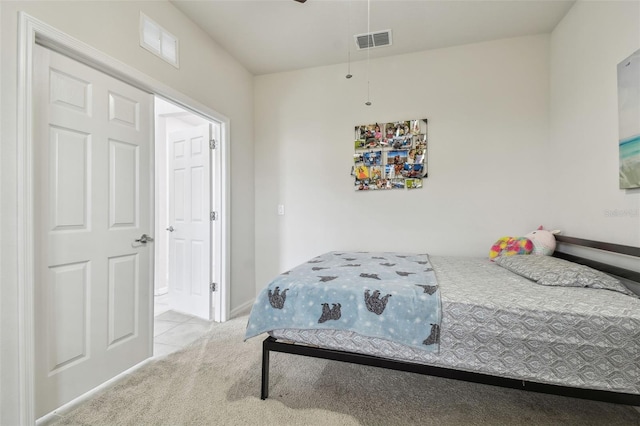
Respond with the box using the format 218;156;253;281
33;45;154;418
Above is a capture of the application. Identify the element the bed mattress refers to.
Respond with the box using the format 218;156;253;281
271;256;640;395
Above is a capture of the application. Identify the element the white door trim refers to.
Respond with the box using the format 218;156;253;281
17;12;231;424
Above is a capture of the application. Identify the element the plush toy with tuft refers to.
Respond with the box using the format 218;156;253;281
489;226;560;260
524;226;561;256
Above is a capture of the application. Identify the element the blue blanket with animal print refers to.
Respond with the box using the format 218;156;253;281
244;251;442;351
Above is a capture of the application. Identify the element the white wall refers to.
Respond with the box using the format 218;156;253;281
254;35;551;291
548;0;640;245
0;2;255;423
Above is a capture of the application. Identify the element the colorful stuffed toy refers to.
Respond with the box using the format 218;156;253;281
489;236;533;260
489;226;560;260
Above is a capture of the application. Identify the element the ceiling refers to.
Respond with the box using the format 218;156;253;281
171;0;576;76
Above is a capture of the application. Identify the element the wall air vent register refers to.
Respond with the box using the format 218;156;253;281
140;13;179;68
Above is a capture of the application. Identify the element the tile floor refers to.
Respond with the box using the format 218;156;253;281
153;294;212;358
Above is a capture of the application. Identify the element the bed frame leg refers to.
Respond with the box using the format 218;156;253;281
261;337;271;400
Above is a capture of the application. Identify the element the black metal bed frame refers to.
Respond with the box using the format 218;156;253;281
260;236;640;405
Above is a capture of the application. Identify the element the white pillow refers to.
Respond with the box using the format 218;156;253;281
494;255;637;297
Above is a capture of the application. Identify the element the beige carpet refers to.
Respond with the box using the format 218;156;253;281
53;316;640;425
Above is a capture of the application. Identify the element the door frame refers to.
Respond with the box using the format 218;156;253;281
16;12;231;424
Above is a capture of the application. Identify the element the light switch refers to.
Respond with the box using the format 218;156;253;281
277;204;285;216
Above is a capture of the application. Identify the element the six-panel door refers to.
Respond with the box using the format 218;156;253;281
33;45;153;418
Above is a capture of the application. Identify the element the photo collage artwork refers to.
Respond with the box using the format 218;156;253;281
353;119;428;191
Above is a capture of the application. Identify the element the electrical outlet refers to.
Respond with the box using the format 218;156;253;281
277;204;285;216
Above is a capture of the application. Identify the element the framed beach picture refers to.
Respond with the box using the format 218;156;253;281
617;49;640;189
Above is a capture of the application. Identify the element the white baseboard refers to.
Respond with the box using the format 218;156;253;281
36;357;154;425
229;299;253;319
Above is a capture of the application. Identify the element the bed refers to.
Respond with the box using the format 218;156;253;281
246;235;640;405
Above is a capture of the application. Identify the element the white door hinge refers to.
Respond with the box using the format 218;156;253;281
210;211;217;221
209;139;216;150
210;282;217;292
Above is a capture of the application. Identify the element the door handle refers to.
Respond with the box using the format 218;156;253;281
135;234;154;244
166;226;174;232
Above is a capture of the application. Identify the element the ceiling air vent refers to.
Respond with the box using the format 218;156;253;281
354;30;392;50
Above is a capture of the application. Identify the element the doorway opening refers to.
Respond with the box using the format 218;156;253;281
154;96;222;313
152;96;220;356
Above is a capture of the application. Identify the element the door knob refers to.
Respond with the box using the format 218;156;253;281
166;226;174;232
135;234;154;243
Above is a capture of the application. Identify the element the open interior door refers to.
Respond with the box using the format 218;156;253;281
167;124;213;320
33;45;154;418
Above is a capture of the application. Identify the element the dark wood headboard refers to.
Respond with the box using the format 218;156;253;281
553;235;640;283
